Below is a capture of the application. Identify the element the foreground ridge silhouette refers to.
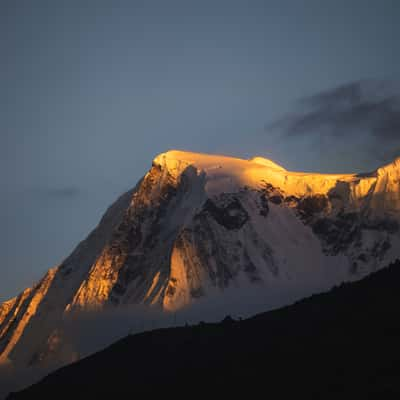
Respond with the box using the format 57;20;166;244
8;259;400;399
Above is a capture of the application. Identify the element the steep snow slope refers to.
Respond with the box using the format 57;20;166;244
1;150;399;370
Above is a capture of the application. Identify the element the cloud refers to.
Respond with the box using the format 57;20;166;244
268;80;400;163
43;186;82;199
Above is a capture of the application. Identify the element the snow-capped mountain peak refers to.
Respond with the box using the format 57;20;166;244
1;150;399;370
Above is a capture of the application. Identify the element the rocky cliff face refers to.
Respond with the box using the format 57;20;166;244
1;150;400;368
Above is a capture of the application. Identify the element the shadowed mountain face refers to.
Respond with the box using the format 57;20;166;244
8;259;400;399
1;150;400;372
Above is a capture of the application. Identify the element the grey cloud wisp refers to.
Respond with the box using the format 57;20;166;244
269;80;400;164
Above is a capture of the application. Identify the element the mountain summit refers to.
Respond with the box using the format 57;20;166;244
1;150;400;369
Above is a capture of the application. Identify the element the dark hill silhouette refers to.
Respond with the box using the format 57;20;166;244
8;260;400;399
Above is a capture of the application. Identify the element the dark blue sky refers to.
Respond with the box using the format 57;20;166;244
1;0;400;300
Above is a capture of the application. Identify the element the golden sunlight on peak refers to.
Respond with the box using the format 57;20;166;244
248;156;286;171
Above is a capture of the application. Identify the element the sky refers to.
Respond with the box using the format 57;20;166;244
1;0;400;301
